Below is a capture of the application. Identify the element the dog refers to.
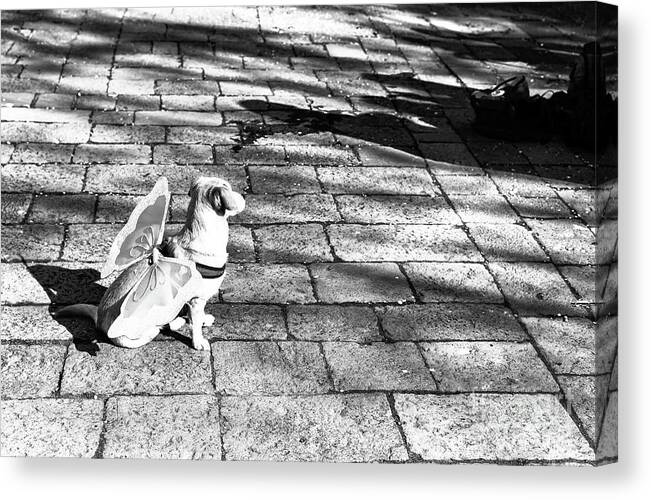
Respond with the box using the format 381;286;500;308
57;177;245;350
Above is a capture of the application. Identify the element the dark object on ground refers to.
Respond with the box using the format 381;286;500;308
471;42;617;150
471;76;553;141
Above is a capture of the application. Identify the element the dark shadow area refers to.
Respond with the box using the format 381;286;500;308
27;264;107;355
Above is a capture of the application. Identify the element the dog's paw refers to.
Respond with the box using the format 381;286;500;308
168;317;186;332
192;336;211;351
203;314;215;327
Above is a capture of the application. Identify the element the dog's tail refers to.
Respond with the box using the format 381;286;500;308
55;304;99;327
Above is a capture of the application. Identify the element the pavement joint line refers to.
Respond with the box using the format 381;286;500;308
92;398;109;459
317;342;337;392
386;392;422;462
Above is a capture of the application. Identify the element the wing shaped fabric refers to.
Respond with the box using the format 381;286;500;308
106;256;202;340
101;177;170;279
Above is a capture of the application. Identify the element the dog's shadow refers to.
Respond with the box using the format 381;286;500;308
27;264;192;355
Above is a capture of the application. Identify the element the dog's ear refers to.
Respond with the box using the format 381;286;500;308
209;185;245;215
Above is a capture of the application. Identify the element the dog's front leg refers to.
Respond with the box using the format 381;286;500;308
188;297;210;351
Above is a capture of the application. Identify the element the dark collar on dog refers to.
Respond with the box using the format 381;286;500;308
195;262;226;279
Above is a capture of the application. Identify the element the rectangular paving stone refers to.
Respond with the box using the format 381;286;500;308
1;193;31;223
421;143;480;169
467;142;528;166
221;394;408;462
221;263;315;304
116;94;161;110
234;194;340;223
95;194;142;222
102;395;221;459
27;194;96;224
212;341;331;395
528;219;596;265
85;164;247;194
203;304;286;340
287;305;381;342
153;144;213;164
214;145;286;165
335;195;460;224
0;399;103;458
91;110;134;124
467;223;548;262
489;263;587;316
155;80;220;95
394;394;593;461
522;317;615;375
1;107;91;122
220;81;273;95
227;224;256;262
285;144;358;165
167;125;240;144
10;144;75;164
403;263;503;303
421;342;558;392
73;144;151;164
1;344;67;398
318;166;438;195
436;174;499;195
509;196;574;219
75;94;116;111
0;305;81;341
488;170;557;197
1;92;34;107
135;110;223;126
2;224;64;262
328;224;481;262
249;165;321;194
311;262;413;304
90;124;165;143
161;94;215;111
0;263;51;305
1;122;91;143
60;342;213;396
255;224;333;263
448;194;520;223
61;224;121;262
379;304;526;341
108;79;154;95
324;341;436;391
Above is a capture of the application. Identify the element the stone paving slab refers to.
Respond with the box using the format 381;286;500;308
1;344;68;398
103;395;221;459
221;394;408;462
403;262;503;303
378;304;527;342
60;343;213;396
394;394;594;462
324;341;437;392
420;342;559;392
287;305;381;342
0;398;103;457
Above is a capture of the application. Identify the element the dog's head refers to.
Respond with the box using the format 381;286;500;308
188;177;246;217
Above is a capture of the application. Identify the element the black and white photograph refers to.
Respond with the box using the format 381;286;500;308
1;1;617;467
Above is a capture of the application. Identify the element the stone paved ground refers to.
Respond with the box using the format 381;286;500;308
0;4;617;463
